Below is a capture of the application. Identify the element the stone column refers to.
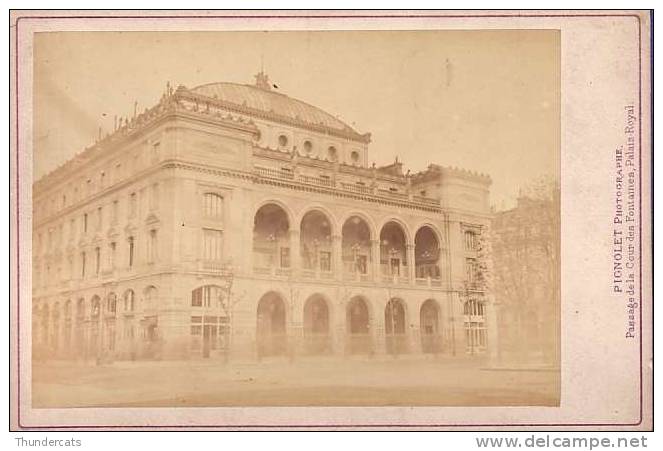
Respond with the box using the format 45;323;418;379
371;239;381;282
289;229;300;275
406;243;416;284
332;234;343;281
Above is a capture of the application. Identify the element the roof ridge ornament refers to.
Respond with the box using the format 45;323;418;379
254;70;272;91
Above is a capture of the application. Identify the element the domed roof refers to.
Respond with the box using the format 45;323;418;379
189;73;360;136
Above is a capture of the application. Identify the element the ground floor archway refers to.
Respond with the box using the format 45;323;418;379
257;292;287;357
303;294;331;354
346;296;371;354
420;299;442;354
385;298;408;354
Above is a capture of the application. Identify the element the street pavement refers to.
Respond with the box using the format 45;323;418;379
31;355;560;408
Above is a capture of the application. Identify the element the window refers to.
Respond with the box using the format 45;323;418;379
278;135;288;147
109;242;117;269
320;251;331;272
112;200;119;223
327;146;337;161
152;142;160;164
464;299;487;353
123;290;135;312
150;184;159;211
147;230;158;263
464;230;478;251
80;252;86;278
203;193;224;220
129;192;137;217
202;229;223;262
351;151;360;163
97;206;103;230
83;213;88;233
303;140;313;154
191;285;224;308
107;293;117;314
95;247;101;275
280;247;291;268
465;258;478;284
128;237;135;268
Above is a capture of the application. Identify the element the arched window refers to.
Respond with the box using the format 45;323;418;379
143;286;158;311
303;140;313;154
191;285;224;308
123;289;135;312
203;193;224;220
278;135;289;147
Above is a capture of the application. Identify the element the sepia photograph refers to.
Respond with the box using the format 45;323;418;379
10;10;651;431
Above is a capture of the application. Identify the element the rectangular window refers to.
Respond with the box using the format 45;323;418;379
109;242;117;269
129;192;137;217
319;251;331;272
128;237;135;268
202;229;223;261
390;258;400;276
152;142;160;164
112;200;118;222
466;258;477;283
83;213;88;233
356;255;368;274
191;290;202;307
81;252;86;278
203;193;224;220
280;247;290;268
95;247;101;275
97;206;103;230
148;230;158;263
150;183;159;211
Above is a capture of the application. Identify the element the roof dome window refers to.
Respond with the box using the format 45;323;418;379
327;146;338;162
278;135;289;148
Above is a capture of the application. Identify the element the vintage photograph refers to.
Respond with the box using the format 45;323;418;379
28;29;561;409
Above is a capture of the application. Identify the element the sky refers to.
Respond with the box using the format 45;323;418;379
33;30;559;209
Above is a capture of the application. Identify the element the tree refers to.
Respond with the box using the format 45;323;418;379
491;177;560;367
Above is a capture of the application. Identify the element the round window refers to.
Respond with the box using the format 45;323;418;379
351;151;360;163
328;146;337;161
278;135;288;147
304;140;313;154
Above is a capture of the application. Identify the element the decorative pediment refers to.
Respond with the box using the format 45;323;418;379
107;227;120;240
145;212;161;226
124;222;137;236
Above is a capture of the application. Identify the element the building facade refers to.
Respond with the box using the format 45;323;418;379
32;73;493;361
491;193;560;367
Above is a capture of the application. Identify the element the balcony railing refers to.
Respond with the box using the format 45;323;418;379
298;174;333;187
253;166;440;207
200;260;226;271
253;266;292;277
415;277;443;287
255;166;294;180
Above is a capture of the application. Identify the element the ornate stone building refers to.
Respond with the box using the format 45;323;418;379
32;72;492;361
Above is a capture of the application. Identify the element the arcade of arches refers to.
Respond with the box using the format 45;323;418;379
252;203;444;285
254;291;453;357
